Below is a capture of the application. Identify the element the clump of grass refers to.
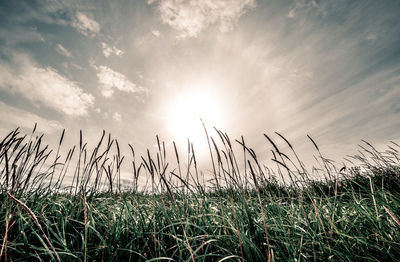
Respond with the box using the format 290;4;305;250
0;126;399;261
6;192;61;262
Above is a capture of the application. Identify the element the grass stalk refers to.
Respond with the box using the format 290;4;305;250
6;192;61;262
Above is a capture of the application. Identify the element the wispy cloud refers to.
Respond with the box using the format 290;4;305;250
112;112;122;122
148;0;256;38
287;9;296;18
94;64;148;99
56;43;72;57
286;0;344;20
0;53;94;116
0;101;63;136
101;42;124;57
9;2;101;37
71;11;100;37
0;26;44;45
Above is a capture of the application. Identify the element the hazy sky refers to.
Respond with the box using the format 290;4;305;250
0;0;399;171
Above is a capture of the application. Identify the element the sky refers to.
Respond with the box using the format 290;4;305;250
0;0;399;178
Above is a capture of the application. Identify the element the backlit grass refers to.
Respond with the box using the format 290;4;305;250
1;126;399;261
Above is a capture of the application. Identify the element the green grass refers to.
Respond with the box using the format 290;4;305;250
1;126;400;261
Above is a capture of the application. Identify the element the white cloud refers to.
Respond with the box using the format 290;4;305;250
0;101;63;136
101;42;124;57
71;11;100;37
94;65;148;98
288;9;296;18
56;43;72;57
0;53;94;116
112;112;122;122
151;30;161;37
136;71;144;79
148;0;256;38
366;33;377;41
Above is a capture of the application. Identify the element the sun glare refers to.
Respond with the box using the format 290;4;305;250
168;89;223;152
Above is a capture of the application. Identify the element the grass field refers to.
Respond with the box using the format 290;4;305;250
1;126;400;261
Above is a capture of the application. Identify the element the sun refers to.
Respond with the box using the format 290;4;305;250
167;89;223;152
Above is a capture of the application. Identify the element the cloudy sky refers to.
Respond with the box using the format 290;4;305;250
0;0;399;171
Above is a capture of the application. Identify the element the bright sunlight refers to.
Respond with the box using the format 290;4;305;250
167;88;224;152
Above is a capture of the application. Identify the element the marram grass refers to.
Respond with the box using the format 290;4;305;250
0;126;399;261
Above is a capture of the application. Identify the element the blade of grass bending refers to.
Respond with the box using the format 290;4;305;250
265;134;296;186
383;206;400;227
7;192;61;262
158;165;195;262
50;129;65;190
248;161;271;262
307;135;333;182
229;192;244;261
202;119;219;190
81;185;88;262
275;132;309;181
